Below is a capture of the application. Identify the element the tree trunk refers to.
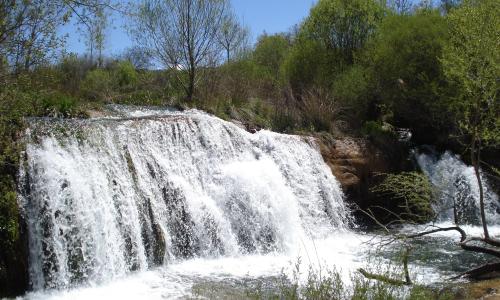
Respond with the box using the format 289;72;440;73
187;66;195;102
471;138;489;239
98;48;103;68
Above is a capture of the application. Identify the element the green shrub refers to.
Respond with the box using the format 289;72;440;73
333;65;371;124
362;121;390;137
253;33;290;82
115;61;138;87
57;54;93;93
271;109;300;133
300;88;341;133
40;92;79;117
216;59;273;105
81;68;114;101
407;285;454;300
0;190;19;250
302;0;386;65
0;85;29;297
281;39;334;92
116;90;165;106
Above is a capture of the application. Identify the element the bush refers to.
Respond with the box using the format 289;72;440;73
0;190;19;251
253;33;290;82
271;107;300;133
216;58;273;105
281;39;334;92
58;54;93;93
362;121;393;138
0;86;30;297
115;61;138;87
81;68;114;101
40;92;79;117
300;88;343;133
332;65;371;125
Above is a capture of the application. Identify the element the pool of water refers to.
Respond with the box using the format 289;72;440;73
20;224;499;299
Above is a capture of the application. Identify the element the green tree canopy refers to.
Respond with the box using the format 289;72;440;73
252;33;290;81
281;39;333;92
302;0;386;66
441;0;499;239
361;9;451;142
441;0;499;148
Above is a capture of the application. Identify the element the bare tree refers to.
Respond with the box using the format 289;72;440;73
0;0;68;72
388;0;412;14
78;4;109;67
120;46;154;70
217;12;248;63
0;0;117;73
417;0;435;9
0;1;27;47
132;0;228;101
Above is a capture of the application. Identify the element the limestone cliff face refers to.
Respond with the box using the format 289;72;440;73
319;138;385;190
315;134;411;211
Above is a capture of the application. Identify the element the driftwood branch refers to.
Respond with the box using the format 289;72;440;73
357;194;500;281
358;247;413;286
358;268;411;286
406;226;500;259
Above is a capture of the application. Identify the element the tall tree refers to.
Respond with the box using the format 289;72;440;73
0;1;27;48
0;0;116;73
133;0;228;101
302;0;386;66
0;0;69;72
120;46;153;70
8;0;68;71
361;10;451;143
441;0;499;240
217;12;248;63
78;4;109;67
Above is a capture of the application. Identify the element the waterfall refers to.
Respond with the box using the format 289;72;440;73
416;150;500;225
18;107;351;291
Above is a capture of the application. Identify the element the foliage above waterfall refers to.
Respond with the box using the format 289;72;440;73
441;0;500;149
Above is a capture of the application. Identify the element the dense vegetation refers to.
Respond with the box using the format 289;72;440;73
0;0;498;297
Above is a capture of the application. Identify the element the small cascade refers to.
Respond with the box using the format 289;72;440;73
416;150;500;225
18;107;351;291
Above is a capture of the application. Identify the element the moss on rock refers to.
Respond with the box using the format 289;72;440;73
370;172;435;223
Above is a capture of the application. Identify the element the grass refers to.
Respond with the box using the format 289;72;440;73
241;259;457;300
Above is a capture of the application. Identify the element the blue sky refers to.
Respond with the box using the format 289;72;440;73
63;0;317;57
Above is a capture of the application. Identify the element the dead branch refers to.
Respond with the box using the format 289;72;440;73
406;226;500;259
451;262;500;280
358;268;411;286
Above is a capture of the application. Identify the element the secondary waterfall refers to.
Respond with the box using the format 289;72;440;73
18;107;351;291
416;150;500;225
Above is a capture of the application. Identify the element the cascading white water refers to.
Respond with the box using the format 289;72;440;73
18;107;351;292
416;150;500;225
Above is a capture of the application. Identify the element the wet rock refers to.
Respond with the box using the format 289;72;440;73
317;136;388;199
315;133;412;221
